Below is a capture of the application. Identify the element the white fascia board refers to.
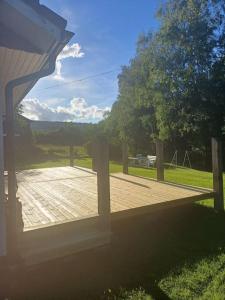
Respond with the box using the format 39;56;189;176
0;0;64;53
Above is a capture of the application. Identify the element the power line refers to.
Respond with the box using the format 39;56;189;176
35;68;120;92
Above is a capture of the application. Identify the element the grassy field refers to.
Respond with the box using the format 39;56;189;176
14;144;225;299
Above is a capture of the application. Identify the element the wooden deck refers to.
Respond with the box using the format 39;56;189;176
14;166;214;264
16;166;214;231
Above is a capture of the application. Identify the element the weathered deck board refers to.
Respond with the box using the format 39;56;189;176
16;166;214;231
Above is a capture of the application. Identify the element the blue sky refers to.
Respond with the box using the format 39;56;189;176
23;0;162;123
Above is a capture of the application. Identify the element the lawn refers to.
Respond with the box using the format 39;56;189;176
13;144;225;299
16;144;214;187
16;144;215;207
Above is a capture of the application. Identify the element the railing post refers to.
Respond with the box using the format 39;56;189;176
156;139;164;181
96;138;110;230
0;83;6;258
92;141;97;172
212;137;224;211
5;84;18;260
69;145;74;167
122;141;128;174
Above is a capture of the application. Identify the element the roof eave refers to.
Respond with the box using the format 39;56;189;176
0;0;72;53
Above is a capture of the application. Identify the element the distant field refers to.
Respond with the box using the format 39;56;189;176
15;144;225;299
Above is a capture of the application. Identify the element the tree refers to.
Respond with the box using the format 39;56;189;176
14;104;33;146
103;0;225;160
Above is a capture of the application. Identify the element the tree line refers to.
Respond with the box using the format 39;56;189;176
101;0;225;169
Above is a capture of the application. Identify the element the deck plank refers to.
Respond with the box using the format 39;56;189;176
15;167;213;230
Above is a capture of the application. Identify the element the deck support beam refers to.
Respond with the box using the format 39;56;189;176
122;141;128;174
156;139;164;181
212;137;224;211
69;145;74;167
96;138;110;230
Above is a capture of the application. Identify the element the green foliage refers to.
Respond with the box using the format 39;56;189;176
33;122;96;146
14;105;33;149
103;0;225;159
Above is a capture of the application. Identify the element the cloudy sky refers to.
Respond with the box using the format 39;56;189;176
23;0;161;123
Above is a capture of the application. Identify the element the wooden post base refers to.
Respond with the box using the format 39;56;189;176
212;137;224;211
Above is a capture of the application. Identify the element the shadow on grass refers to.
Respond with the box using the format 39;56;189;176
74;155;90;160
15;144;91;171
3;203;225;299
127;163;175;171
15;145;68;170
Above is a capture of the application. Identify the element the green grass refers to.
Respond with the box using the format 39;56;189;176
14;144;225;299
159;253;225;300
16;144;213;187
103;288;153;300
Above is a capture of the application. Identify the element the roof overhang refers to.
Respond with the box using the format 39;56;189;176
0;0;74;113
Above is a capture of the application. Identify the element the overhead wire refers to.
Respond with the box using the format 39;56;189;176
35;68;120;92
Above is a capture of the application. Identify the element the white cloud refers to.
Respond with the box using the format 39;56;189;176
22;98;110;122
58;43;84;60
54;43;85;80
54;60;63;80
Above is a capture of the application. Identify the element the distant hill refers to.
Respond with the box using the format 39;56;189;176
29;120;91;132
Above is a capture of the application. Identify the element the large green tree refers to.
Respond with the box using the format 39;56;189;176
104;0;225;158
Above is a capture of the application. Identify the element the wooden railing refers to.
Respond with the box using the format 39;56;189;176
121;137;224;212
